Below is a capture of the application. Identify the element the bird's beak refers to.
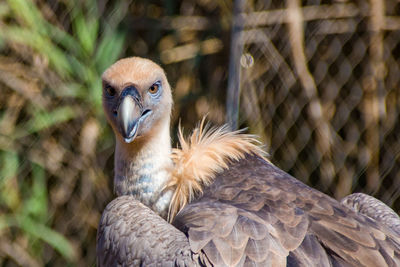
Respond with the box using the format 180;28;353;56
117;86;152;143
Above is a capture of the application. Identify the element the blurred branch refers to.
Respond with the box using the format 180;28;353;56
286;0;336;187
240;3;359;27
313;18;358;35
0;238;41;267
385;16;400;30
160;38;223;64
364;0;386;192
0;57;48;107
124;16;212;30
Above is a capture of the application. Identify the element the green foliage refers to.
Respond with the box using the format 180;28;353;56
0;0;127;264
0;0;230;265
0;150;19;209
2;0;126;111
16;215;77;261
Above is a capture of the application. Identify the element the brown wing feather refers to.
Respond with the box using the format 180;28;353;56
341;193;400;235
173;154;400;267
96;196;209;266
98;155;400;266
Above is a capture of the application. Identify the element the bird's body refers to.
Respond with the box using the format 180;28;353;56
97;57;400;266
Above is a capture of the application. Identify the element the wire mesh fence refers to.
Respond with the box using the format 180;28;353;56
1;0;400;266
228;0;400;210
0;1;230;265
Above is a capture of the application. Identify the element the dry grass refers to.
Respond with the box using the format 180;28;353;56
0;0;229;265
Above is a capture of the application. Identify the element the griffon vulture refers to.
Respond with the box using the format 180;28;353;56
97;57;400;266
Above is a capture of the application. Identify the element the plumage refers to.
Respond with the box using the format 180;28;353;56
341;193;400;235
97;195;207;266
97;57;400;267
167;118;267;221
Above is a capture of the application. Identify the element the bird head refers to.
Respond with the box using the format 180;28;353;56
101;57;172;144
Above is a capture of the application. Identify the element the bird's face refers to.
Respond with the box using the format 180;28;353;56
102;57;172;143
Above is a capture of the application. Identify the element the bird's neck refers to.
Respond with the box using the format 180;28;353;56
114;119;173;219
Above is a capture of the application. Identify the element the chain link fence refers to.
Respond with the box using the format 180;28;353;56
0;1;231;265
228;0;400;210
1;0;400;266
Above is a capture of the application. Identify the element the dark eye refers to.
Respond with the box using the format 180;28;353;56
104;84;116;97
148;82;160;95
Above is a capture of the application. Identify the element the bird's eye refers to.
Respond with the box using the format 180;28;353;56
105;84;116;97
148;82;160;95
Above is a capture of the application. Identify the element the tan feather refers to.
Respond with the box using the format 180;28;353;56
166;117;268;222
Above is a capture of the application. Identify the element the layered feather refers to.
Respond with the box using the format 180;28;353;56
166;118;268;221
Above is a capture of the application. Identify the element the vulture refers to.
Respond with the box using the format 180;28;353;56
97;57;400;266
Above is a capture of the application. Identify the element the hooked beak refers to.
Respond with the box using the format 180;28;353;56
117;87;152;143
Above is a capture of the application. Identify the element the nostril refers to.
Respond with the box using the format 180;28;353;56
142;109;151;117
113;109;118;117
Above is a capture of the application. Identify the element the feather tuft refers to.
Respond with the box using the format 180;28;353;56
166;117;268;222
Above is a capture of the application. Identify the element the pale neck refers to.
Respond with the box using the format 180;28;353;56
114;119;173;218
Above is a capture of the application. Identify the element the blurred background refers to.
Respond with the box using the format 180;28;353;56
0;0;399;266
